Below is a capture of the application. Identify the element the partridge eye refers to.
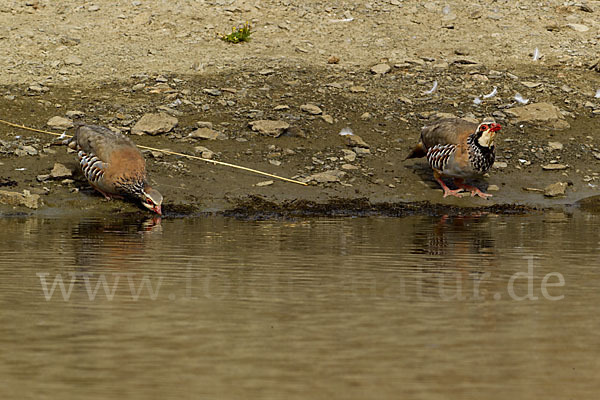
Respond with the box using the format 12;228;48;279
481;124;488;130
146;199;153;205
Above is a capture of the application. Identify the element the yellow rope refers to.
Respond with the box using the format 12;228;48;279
0;119;308;186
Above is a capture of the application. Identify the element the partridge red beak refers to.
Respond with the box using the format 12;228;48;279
153;205;162;215
490;123;502;132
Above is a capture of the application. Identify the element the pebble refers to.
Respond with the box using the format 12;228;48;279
306;169;345;183
50;163;73;179
487;184;500;191
341;164;358;170
327;56;340;64
300;104;323;115
544;182;568;197
196;121;214;129
566;23;589;32
0;189;41;209
370;63;391;75
548;142;563;151
542;164;568;170
249;120;290;137
493;161;508;169
321;114;334;124
64;55;83;66
273;105;290;111
354;147;371;156
194;146;214;159
188;128;226;140
342;149;356;162
349;86;367;93
256;180;274;187
203;88;222;96
47;116;74;130
65;110;85;118
360;112;372;120
345;134;369;148
132;113;178;136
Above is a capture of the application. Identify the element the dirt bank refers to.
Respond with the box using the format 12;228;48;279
1;1;599;217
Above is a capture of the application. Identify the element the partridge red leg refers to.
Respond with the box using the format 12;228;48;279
434;171;463;198
453;178;492;199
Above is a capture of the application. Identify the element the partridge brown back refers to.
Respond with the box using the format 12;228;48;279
419;118;478;149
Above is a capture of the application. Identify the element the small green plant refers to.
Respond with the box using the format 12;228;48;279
220;22;253;44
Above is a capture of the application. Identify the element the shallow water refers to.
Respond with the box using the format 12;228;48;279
1;212;599;399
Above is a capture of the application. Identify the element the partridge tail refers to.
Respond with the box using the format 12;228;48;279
405;142;427;160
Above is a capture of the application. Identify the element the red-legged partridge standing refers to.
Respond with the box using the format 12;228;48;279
406;118;502;199
65;124;163;214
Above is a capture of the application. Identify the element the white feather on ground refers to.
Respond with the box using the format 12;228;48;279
595;88;600;98
339;127;354;136
483;87;497;99
514;93;529;104
532;48;540;61
424;81;438;94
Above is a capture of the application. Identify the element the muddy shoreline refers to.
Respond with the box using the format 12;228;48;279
1;1;600;217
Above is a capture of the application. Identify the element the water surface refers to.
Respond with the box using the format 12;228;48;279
1;212;599;399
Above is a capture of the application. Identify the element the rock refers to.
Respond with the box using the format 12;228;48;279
371;63;391;74
349;86;367;93
342;149;356;162
548;142;564;151
131;113;178;135
542;164;568;170
354;147;371;156
341;164;359;170
50;163;72;178
321;114;334;124
493;161;508;169
21;145;37;156
544;182;568;197
65;110;85;118
269;160;281;166
64;55;83;65
47;116;74;130
196;121;213;129
0;189;41;209
273;105;289;111
487;184;500;191
327;56;340;64
345;134;369;148
307;169;345;183
36;174;50;182
566;23;589;32
194;146;214;159
203;88;222;96
256;180;274;187
360;112;372;120
132;83;145;91
188;128;226;140
593;152;600;160
300;104;323;115
249;120;290;137
505;102;570;130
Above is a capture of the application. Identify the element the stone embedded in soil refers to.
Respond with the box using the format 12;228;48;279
493;161;508;169
306;169;345;183
566;23;589;32
320;114;333;124
249;120;290;137
542;163;568;171
548;142;564;151
131;113;178;135
50;163;72;179
544;182;568;197
65;110;85;118
0;189;41;209
194;146;214;159
487;184;500;191
344;134;369;148
505;102;570;130
64;55;83;65
188;128;226;140
47;116;74;130
370;63;391;75
256;180;274;187
203;88;222;96
349;86;367;93
300;104;323;115
342;149;356;162
196;121;213;129
327;56;340;64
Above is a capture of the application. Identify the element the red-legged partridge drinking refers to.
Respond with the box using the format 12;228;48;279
65;124;163;214
406;118;502;199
